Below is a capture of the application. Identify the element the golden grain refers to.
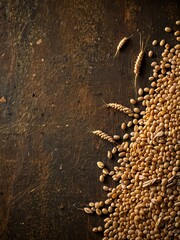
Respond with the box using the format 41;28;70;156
102;168;109;175
89;202;95;207
97;161;105;169
93;130;116;144
138;88;143;95
113;135;121;140
123;133;129;140
130;98;137;104
174;30;180;36
152;40;158;45
84;207;93;214
160;39;165;46
103;186;109;191
107;150;112;159
102;208;108;214
92;227;98;232
114;34;133;58
112;147;117;154
134;35;149;91
97;226;103;232
127;121;133;127
87;22;179;239
99;175;105;182
148;50;153;57
133;107;140;113
96;209;102;215
165;27;172;32
121;122;127;130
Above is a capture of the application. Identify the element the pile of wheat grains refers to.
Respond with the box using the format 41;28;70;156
84;21;180;240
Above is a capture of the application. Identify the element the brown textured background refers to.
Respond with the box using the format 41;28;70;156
0;0;179;240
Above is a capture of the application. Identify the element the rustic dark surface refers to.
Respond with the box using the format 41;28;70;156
0;0;179;240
